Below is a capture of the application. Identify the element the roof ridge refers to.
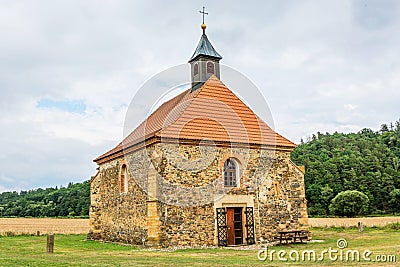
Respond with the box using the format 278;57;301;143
152;89;190;117
154;79;210;137
154;88;201;136
131;88;192;140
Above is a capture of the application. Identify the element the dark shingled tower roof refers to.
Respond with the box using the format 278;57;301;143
188;34;222;62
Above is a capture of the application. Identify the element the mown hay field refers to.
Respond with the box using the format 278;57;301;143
309;216;400;227
0;218;89;235
1;217;399;236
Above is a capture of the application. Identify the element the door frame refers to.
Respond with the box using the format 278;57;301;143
213;195;255;246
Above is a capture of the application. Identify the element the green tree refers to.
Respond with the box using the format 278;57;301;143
381;124;389;133
320;184;335;215
291;119;400;216
329;190;369;217
388;189;400;214
0;180;90;217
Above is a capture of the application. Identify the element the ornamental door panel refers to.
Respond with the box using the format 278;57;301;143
245;207;255;245
216;208;228;246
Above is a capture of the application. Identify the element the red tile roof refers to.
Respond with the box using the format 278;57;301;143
95;75;296;163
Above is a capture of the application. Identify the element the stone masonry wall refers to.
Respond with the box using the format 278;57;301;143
88;149;149;245
89;141;309;246
148;142;308;246
257;151;309;242
158;203;215;247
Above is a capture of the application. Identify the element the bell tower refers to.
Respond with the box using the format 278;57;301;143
189;7;222;92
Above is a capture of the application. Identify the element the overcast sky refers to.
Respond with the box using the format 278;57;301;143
1;0;399;192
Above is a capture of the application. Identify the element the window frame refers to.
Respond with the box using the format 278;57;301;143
206;61;215;76
120;164;129;194
223;158;240;187
193;62;199;76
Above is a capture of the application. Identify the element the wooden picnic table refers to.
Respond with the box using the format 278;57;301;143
276;229;307;244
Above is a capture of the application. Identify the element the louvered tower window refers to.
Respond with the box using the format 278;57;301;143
193;63;199;76
207;61;215;75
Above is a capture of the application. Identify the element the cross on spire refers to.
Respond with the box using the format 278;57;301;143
200;6;208;24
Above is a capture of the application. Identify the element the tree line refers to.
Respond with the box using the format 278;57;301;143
291;120;400;216
0;181;90;217
1;120;400;218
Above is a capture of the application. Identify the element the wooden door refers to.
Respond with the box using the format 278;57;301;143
226;207;243;245
226;208;235;245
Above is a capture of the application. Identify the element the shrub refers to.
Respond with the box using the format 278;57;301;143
329;190;369;217
384;222;400;230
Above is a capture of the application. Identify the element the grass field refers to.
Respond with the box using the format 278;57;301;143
0;228;398;266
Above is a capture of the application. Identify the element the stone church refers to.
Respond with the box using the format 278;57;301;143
88;20;309;247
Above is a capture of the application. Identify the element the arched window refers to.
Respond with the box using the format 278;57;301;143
224;159;239;187
193;63;199;76
120;164;128;193
206;61;215;75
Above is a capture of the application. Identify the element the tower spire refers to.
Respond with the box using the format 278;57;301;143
199;6;208;34
189;6;222;92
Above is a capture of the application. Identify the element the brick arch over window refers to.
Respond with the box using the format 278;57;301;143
120;163;128;193
219;153;246;174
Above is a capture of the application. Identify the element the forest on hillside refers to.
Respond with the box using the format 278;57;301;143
0;181;90;217
291;120;400;216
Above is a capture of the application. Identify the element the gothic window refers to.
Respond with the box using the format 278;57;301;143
207;61;215;75
193;63;199;76
224;159;239;187
120;164;128;193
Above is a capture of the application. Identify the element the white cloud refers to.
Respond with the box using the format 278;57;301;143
344;104;357;111
0;0;399;191
274;48;310;69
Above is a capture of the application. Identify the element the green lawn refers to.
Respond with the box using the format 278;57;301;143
0;228;398;266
